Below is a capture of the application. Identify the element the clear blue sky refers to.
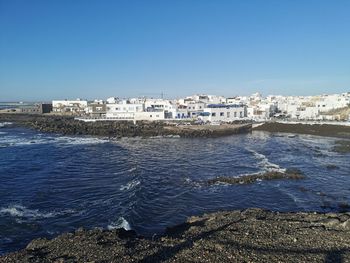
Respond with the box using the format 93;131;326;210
0;0;349;101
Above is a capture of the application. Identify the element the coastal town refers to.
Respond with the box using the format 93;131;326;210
1;92;350;123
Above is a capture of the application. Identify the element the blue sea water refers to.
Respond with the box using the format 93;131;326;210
0;122;350;254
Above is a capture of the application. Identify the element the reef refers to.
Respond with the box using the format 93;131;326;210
206;169;305;186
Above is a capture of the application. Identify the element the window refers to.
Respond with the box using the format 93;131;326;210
150;115;152;117
212;113;216;116
220;112;224;116
227;112;230;118
240;111;243;117
234;112;237;117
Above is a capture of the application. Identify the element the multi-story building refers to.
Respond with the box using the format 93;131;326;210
52;99;88;114
199;104;247;122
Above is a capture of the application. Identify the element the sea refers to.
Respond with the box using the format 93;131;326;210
0;122;349;254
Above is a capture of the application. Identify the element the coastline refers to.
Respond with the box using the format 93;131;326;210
2;115;350;262
1;208;350;262
253;121;350;139
0;113;252;138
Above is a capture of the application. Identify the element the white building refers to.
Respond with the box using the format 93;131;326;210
106;100;144;120
105;99;166;121
52;99;88;114
199;104;246;122
144;99;177;119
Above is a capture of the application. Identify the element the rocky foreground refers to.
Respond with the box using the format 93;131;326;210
0;114;251;138
1;208;350;263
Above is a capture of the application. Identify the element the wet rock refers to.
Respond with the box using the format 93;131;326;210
338;202;350;212
332;140;350;153
2;209;350;263
26;238;48;252
326;164;339;170
253;122;350;139
206;169;305;186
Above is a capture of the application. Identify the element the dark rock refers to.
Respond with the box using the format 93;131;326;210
2;209;350;262
332;140;350;154
326;164;339;170
206;169;305;186
26;238;48;252
253;122;350;139
0;114;251;138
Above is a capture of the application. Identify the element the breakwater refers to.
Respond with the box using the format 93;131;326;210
0;114;251;138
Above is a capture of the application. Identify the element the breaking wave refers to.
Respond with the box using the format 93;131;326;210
0;122;12;128
0;205;74;219
127;167;137;173
107;217;131;230
54;136;108;146
0;134;108;148
247;149;286;173
119;180;140;191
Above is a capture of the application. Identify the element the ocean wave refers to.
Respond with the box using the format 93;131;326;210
247;149;286;173
0;134;108;148
0;136;47;147
54;136;109;146
0;205;74;219
107;217;131;231
0;122;13;128
119;180;140;191
127;167;137;173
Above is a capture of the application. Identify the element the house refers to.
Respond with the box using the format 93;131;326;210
52;99;88;114
87;100;107;117
20;103;53;114
199;104;246;122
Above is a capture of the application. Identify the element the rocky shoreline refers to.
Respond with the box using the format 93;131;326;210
1;208;350;262
253;122;350;139
0;114;252;138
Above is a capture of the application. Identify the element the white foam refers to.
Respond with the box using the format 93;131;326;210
119;180;140;191
127;167;137;173
54;136;108;146
0;205;74;219
107;217;131;231
0;136;47;147
247;149;286;173
0;122;13;128
0;134;108;148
